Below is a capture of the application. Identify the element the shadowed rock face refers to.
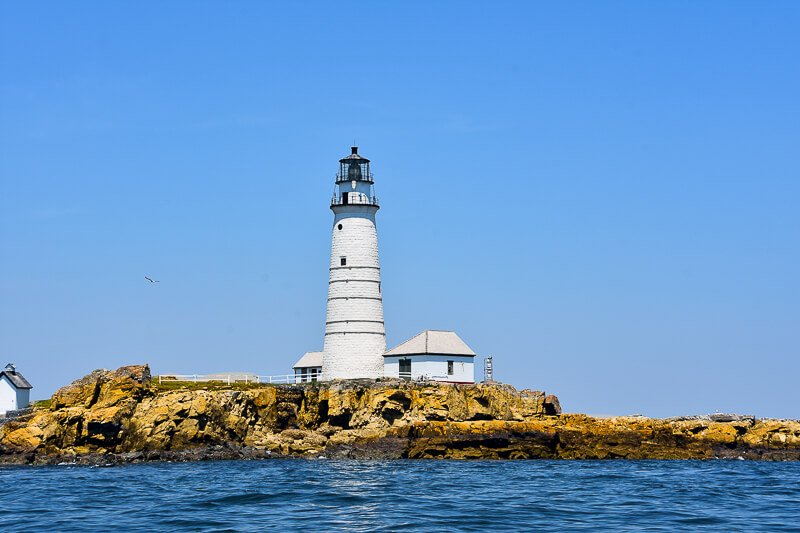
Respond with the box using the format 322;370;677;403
1;365;798;464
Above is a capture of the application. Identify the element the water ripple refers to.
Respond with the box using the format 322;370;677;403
2;460;800;531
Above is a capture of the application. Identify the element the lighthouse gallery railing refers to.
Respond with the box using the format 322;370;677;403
330;195;379;207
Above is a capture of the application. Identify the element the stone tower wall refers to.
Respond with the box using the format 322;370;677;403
322;206;386;379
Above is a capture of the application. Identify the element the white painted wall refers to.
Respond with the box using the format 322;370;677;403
384;355;475;383
340;179;372;196
0;375;30;415
294;367;322;383
0;376;15;414
322;203;386;380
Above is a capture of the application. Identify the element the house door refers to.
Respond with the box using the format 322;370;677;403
399;358;411;380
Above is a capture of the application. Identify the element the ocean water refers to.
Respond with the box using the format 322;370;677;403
1;460;799;531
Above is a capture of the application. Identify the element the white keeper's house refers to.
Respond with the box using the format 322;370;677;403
292;352;322;383
0;363;33;416
292;146;480;384
384;330;475;383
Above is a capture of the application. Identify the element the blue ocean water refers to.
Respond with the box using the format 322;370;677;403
1;460;799;532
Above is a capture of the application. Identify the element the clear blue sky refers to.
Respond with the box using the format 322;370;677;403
1;2;798;418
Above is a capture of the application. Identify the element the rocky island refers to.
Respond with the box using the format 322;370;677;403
1;365;798;464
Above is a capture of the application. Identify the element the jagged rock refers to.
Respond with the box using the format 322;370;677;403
710;413;755;423
51;365;151;410
543;394;562;415
1;365;798;463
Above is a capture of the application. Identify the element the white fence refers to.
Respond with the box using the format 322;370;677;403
156;372;446;385
389;372;436;381
157;374;304;385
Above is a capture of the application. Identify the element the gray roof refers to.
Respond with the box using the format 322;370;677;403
293;351;323;369
339;146;370;164
384;330;476;357
0;369;33;389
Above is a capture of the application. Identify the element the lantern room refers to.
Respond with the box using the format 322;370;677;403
337;146;373;184
331;146;379;208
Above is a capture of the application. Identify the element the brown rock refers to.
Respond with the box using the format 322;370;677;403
3;364;799;463
543;394;561;415
51;365;151;410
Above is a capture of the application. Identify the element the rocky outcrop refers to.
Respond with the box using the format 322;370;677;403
1;365;798;463
398;415;800;461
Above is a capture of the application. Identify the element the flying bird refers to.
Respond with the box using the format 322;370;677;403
144;276;160;283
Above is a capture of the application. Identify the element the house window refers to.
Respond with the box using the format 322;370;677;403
340;256;347;266
447;360;454;375
399;358;411;380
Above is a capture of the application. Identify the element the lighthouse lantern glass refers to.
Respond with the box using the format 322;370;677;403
348;161;362;180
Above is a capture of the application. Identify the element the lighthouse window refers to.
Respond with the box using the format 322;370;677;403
447;361;454;375
338;224;343;230
340;256;347;266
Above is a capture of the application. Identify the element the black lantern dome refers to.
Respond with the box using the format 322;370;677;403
337;146;373;184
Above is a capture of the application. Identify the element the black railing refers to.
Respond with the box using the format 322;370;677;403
331;194;380;207
336;172;374;184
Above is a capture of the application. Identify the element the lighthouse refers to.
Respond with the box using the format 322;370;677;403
321;147;385;380
290;145;479;384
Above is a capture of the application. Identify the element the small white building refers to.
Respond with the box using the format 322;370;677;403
292;351;323;383
384;330;476;383
0;363;33;415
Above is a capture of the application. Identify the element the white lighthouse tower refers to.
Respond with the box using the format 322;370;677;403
321;146;385;380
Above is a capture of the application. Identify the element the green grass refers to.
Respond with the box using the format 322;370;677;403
150;378;282;392
32;399;52;409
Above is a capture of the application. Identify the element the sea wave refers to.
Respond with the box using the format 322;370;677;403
1;460;799;531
